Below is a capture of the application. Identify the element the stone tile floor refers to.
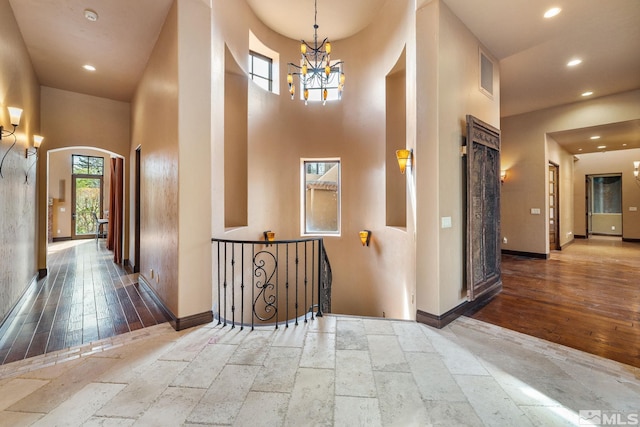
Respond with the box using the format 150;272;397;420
0;314;638;426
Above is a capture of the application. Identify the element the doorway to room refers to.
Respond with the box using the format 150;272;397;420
585;174;623;237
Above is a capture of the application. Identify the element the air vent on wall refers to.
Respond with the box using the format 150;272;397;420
479;49;494;98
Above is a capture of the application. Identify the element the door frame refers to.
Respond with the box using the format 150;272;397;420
134;146;141;273
549;162;560;250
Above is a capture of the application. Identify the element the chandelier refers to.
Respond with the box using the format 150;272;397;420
287;0;345;105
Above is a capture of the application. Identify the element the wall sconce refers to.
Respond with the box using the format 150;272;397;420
359;230;371;247
26;134;43;158
395;149;413;174
0;106;23;178
634;161;639;182
25;135;44;184
500;170;507;184
263;230;275;246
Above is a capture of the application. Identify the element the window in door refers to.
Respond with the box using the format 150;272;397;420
71;155;104;238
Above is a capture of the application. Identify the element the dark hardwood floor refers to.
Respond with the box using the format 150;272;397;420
0;239;169;365
468;236;640;368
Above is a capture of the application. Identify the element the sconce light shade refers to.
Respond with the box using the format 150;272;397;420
263;230;275;245
359;230;371;247
33;135;44;148
8;107;23;127
396;149;413;174
500;170;507;184
27;135;44;158
1;106;22;141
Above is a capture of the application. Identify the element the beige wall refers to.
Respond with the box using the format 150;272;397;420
176;0;212;317
131;0;212;318
131;0;180;314
0;0;41;321
39;87;130;270
415;1;501;315
212;0;498;320
502;90;640;255
573;148;640;239
212;0;417;318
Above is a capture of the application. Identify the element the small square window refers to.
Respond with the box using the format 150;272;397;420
249;50;273;92
299;61;343;102
72;155;104;176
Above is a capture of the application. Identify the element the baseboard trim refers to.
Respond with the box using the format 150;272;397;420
574;234;587;239
0;273;39;335
52;237;72;242
559;239;575;250
137;276;213;331
622;237;640;243
123;259;133;275
172;311;214;331
416;284;503;329
417;306;464;329
38;268;48;279
501;249;549;259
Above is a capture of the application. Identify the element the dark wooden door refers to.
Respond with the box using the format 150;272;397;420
465;115;502;301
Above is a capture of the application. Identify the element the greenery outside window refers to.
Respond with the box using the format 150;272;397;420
72;155;104;176
249;50;273;92
302;159;340;235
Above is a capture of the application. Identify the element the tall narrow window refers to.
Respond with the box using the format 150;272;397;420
302;159;341;235
249;50;273;92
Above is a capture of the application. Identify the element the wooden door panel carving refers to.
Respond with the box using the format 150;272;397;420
466;115;502;301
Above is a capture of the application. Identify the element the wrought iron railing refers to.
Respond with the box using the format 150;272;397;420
211;237;332;330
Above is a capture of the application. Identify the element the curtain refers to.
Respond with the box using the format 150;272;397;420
107;157;124;263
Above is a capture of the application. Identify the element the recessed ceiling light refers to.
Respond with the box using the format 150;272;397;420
581;91;593;97
83;64;96;71
567;59;582;67
597;145;606;149
544;7;561;18
590;136;601;140
578;148;583;151
623;143;627;147
84;9;99;22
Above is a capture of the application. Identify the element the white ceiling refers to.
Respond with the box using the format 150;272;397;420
7;0;640;153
